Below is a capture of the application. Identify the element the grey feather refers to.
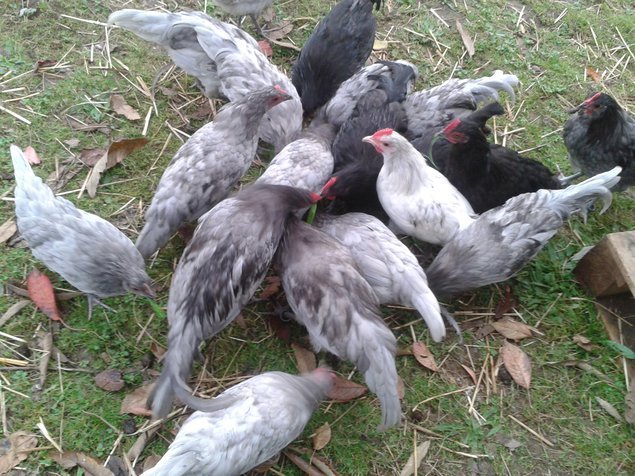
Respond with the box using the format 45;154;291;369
277;217;401;430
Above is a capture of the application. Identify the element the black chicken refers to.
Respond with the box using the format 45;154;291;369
438;102;562;213
563;92;635;190
291;0;381;116
325;87;408;218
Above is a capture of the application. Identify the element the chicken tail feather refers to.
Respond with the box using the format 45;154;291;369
467;70;519;105
410;293;446;343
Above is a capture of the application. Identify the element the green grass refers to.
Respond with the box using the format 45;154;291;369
1;0;634;474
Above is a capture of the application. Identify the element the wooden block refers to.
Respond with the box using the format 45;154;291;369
574;231;635;298
595;295;635;385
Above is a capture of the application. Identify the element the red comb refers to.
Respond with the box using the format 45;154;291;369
274;85;288;95
443;118;461;135
583;92;602;105
371;128;394;139
320;176;338;196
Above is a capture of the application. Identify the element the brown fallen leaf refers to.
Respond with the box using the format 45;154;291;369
66;115;110;134
258;40;273;57
188;101;214;121
494;285;518;320
86;137;149;197
573;334;594;351
121;382;155;416
150;342;166;361
397;375;405;400
500;342;531;389
142;455;162;473
35;59;57;72
23;146;41;165
286;447;339;476
455;20;475;57
266;19;293;41
328;375;367;402
110;94;141;121
26;268;68;326
491;318;533;341
399;440;430;476
0;299;30;327
0;431;38;474
586;66;602;83
284;449;326;476
0;218;18;245
292;343;317;374
267;313;292;344
460;364;478;385
412;341;438;372
258;276;281;300
78;148;107;167
595;396;622;422
50;451;114;476
95;369;125;392
35;330;53;391
312;422;331;451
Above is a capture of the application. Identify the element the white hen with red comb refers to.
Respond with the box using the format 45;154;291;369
364;128;476;246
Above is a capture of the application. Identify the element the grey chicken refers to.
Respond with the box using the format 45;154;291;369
212;0;273;36
291;0;381;116
10;145;154;319
149;183;320;418
405;70;519;158
277;217;401;430
255;122;336;192
143;369;334;476
136;86;291;258
563;92;634;190
108;9;302;150
318;60;418;127
426;167;621;297
313;212;445;342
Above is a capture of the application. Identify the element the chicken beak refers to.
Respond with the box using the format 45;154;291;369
362;135;382;154
566;104;583;114
135;282;156;299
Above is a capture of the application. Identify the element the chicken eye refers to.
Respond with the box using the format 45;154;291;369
382;141;389;147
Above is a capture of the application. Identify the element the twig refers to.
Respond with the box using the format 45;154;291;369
508;415;555;447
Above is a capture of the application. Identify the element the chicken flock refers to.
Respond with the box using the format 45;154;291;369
8;0;634;474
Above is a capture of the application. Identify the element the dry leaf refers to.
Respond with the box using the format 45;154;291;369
267;20;293;41
595;397;622;422
0;218;17;244
78;148;106;167
373;39;389;50
312;422;331;451
121;383;155;416
85;138;148;197
397;375;405;400
27;268;67;325
110;94;141;120
64;138;80;148
412;341;438;372
259;276;281;300
150;342;166;361
586;66;601;82
399;440;430;476
95;369;125;392
494;285;518;320
35;330;53;391
501;342;532;389
0;299;30;327
625;379;635;425
258;40;273;57
328;375;367;402
142;455;162;473
50;451;114;476
460;364;478;385
35;59;57;72
292;343;317;373
267;313;291;344
283;450;325;476
396;347;413;356
573;334;594;351
455;20;475;57
0;431;38;474
23;146;41;165
66;115;110;134
188;102;213;121
491;318;533;341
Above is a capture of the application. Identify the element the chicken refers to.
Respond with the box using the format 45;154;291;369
9;145;154;319
364;128;476;245
211;0;273;36
277;217;401;430
149;183;320;418
317;60;418;127
405;70;519;158
143;369;334;476
291;0;381;116
438;102;562;212
255;122;336;192
136;86;291;258
563;92;635;190
426;167;621;297
313;212;445;342
108;9;302;150
326;88;408;218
